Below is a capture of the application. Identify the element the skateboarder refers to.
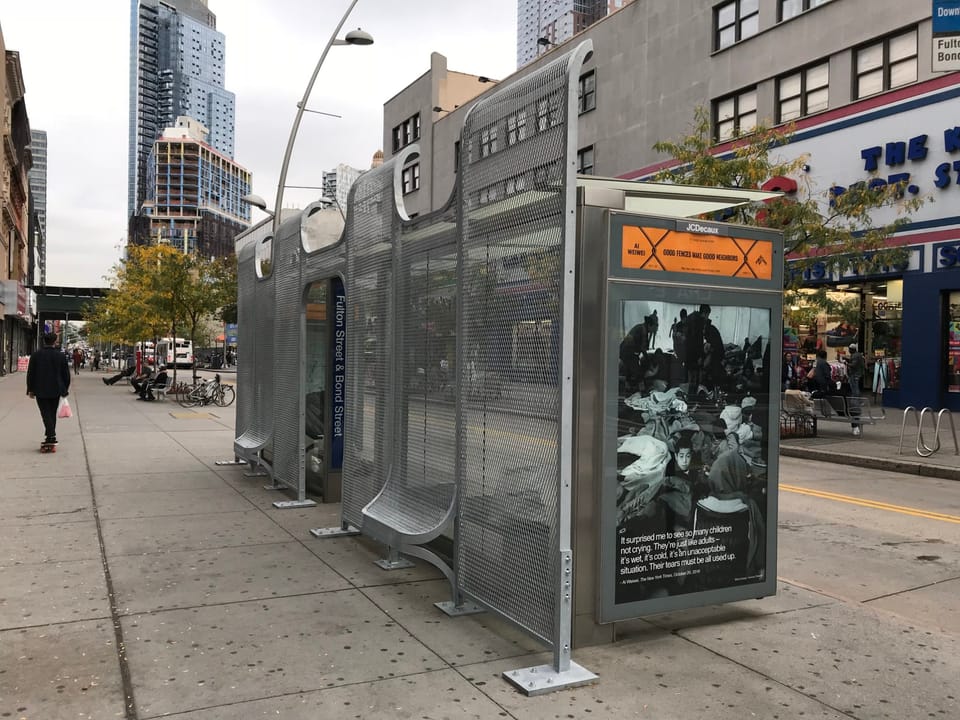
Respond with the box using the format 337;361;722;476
26;331;71;451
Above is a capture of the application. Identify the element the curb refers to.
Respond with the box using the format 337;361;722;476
780;445;960;482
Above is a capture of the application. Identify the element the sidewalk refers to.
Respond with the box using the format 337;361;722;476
0;370;957;719
780;405;960;481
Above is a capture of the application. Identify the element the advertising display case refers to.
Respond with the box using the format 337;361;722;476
570;201;783;629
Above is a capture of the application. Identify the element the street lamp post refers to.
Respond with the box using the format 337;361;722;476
272;0;373;231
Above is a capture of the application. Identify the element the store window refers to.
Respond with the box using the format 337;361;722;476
946;292;960;393
866;281;902;392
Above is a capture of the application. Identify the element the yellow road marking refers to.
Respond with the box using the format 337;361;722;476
781;483;960;524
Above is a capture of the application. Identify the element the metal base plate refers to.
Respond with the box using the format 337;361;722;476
309;525;360;538
375;557;416;570
434;600;485;617
272;499;317;509
215;459;246;466
503;661;598;696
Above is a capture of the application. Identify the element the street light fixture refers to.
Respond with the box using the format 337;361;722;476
241;193;274;218
273;1;374;231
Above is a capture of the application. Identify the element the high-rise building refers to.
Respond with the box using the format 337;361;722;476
322;164;363;214
130;116;250;258
28;129;46;286
516;0;631;67
128;0;236;225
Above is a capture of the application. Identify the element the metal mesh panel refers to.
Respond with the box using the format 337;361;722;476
455;55;573;644
362;210;458;542
270;218;305;492
234;240;256;443
341;161;400;529
235;239;275;456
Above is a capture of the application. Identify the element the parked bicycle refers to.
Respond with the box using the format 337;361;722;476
176;373;235;408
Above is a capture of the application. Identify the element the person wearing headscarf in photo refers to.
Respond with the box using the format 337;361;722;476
703;406;766;579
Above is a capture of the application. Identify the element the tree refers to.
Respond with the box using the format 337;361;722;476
651;107;924;314
85;245;237;381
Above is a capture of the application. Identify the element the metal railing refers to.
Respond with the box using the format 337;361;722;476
898;406;959;457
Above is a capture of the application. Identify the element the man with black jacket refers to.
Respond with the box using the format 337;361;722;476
26;332;71;447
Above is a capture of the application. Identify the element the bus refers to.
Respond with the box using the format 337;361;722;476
155;337;194;368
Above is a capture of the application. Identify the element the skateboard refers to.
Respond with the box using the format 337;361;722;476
40;442;57;453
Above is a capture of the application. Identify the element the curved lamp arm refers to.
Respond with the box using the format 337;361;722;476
273;0;370;230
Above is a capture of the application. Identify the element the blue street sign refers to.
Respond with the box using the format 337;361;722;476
934;0;960;34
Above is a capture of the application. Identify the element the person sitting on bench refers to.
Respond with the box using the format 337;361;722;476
138;365;168;401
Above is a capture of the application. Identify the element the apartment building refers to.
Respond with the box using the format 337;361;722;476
1;44;34;372
383;1;960;410
132;116;250;258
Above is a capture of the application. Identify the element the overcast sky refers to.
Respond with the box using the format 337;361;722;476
0;0;518;287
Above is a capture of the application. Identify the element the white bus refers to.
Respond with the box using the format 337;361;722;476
156;337;194;368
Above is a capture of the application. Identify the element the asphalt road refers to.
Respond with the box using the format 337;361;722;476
777;455;960;635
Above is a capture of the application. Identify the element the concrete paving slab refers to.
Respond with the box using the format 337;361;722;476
121;590;445;717
167;669;508;719
866;576;960;635
1;441;87;479
1;521;102;565
675;602;960;719
0;620;126;719
110;542;351;614
259;502;342;538
362;579;543;666
92;469;230;494
303;535;442;587
633;580;836;634
94;487;253;520
460;636;848;719
100;510;292;556
0;493;92;526
0;474;89;498
0;559;110;627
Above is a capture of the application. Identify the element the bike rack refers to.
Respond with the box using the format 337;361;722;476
898;406;960;457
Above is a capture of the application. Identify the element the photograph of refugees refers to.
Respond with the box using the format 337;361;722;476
614;299;771;604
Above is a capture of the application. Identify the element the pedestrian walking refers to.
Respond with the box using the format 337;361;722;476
71;347;82;375
26;332;71;449
845;343;866;436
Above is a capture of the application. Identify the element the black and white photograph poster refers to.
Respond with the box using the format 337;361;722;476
613;298;771;604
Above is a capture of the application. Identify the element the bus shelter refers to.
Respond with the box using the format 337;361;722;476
232;39;783;694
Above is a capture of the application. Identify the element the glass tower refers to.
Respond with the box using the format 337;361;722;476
128;0;236;220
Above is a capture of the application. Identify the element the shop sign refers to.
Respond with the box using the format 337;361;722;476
225;323;238;344
932;240;960;270
790;246;922;284
829;125;960;203
621;224;773;280
0;280;27;317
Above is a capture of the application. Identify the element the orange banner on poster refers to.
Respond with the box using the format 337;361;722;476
621;225;773;280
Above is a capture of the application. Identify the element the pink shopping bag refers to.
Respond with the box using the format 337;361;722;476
58;397;73;418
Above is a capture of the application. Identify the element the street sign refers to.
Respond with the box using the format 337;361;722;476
933;0;960;71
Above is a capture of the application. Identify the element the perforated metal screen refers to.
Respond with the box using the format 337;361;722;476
234;232;275;457
341;161;401;529
362;209;459;541
455;55;576;644
234;240;256;443
270;219;304;491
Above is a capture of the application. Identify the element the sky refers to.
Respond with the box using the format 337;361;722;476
0;0;518;287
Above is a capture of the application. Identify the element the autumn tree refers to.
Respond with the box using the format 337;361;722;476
85;245;237;381
651;107;924;312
